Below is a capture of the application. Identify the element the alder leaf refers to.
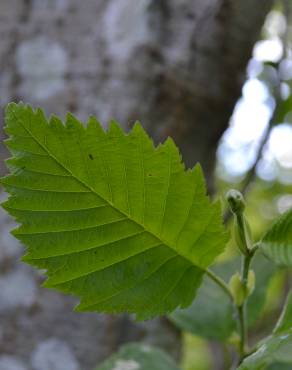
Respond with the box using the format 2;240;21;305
95;343;180;370
260;208;292;266
238;292;292;370
267;364;292;370
238;332;292;370
170;254;276;341
273;291;292;335
1;103;228;319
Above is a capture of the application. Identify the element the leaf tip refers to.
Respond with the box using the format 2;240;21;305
73;303;83;313
49;115;65;130
87;116;104;132
108;120;124;136
5;101;18;115
131;121;148;137
21;253;31;263
5;101;25;124
65;112;83;130
41;279;51;288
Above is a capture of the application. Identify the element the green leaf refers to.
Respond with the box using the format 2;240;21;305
247;255;276;327
273;291;292;335
169;264;234;341
95;343;180;370
237;332;292;370
1;103;228;320
238;292;292;370
170;255;275;341
260;208;292;266
267;364;292;370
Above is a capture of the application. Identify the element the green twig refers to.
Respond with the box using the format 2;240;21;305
237;252;253;360
241;252;253;285
237;304;246;360
225;189;260;364
237;245;258;362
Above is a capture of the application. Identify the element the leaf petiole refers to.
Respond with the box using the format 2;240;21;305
205;268;233;301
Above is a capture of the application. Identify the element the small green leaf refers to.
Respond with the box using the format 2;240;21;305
260;208;292;266
247;256;276;327
95;343;180;370
229;270;256;307
238;292;292;370
273;291;292;335
267;364;292;370
226;189;253;254
237;332;292;370
1;103;228;319
229;272;246;306
247;270;255;295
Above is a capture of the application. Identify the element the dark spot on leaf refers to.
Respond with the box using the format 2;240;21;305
89;154;94;160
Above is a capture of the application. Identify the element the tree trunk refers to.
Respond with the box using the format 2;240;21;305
0;0;273;369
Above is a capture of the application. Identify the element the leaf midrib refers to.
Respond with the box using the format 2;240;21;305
11;110;201;269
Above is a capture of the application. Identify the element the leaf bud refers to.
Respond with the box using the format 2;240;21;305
247;269;255;296
229;271;256;306
226;189;245;215
229;272;246;306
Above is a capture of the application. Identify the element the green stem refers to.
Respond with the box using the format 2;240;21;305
226;189;260;365
238;303;246;360
236;213;250;255
241;252;252;285
205;268;233;300
238;252;253;361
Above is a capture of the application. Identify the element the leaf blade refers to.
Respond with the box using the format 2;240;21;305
238;290;292;370
95;343;180;370
238;332;292;370
1;102;228;319
274;291;292;335
260;208;292;266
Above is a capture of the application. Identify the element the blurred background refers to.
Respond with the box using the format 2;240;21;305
0;1;291;370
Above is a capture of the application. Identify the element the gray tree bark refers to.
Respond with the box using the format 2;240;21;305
0;1;274;369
